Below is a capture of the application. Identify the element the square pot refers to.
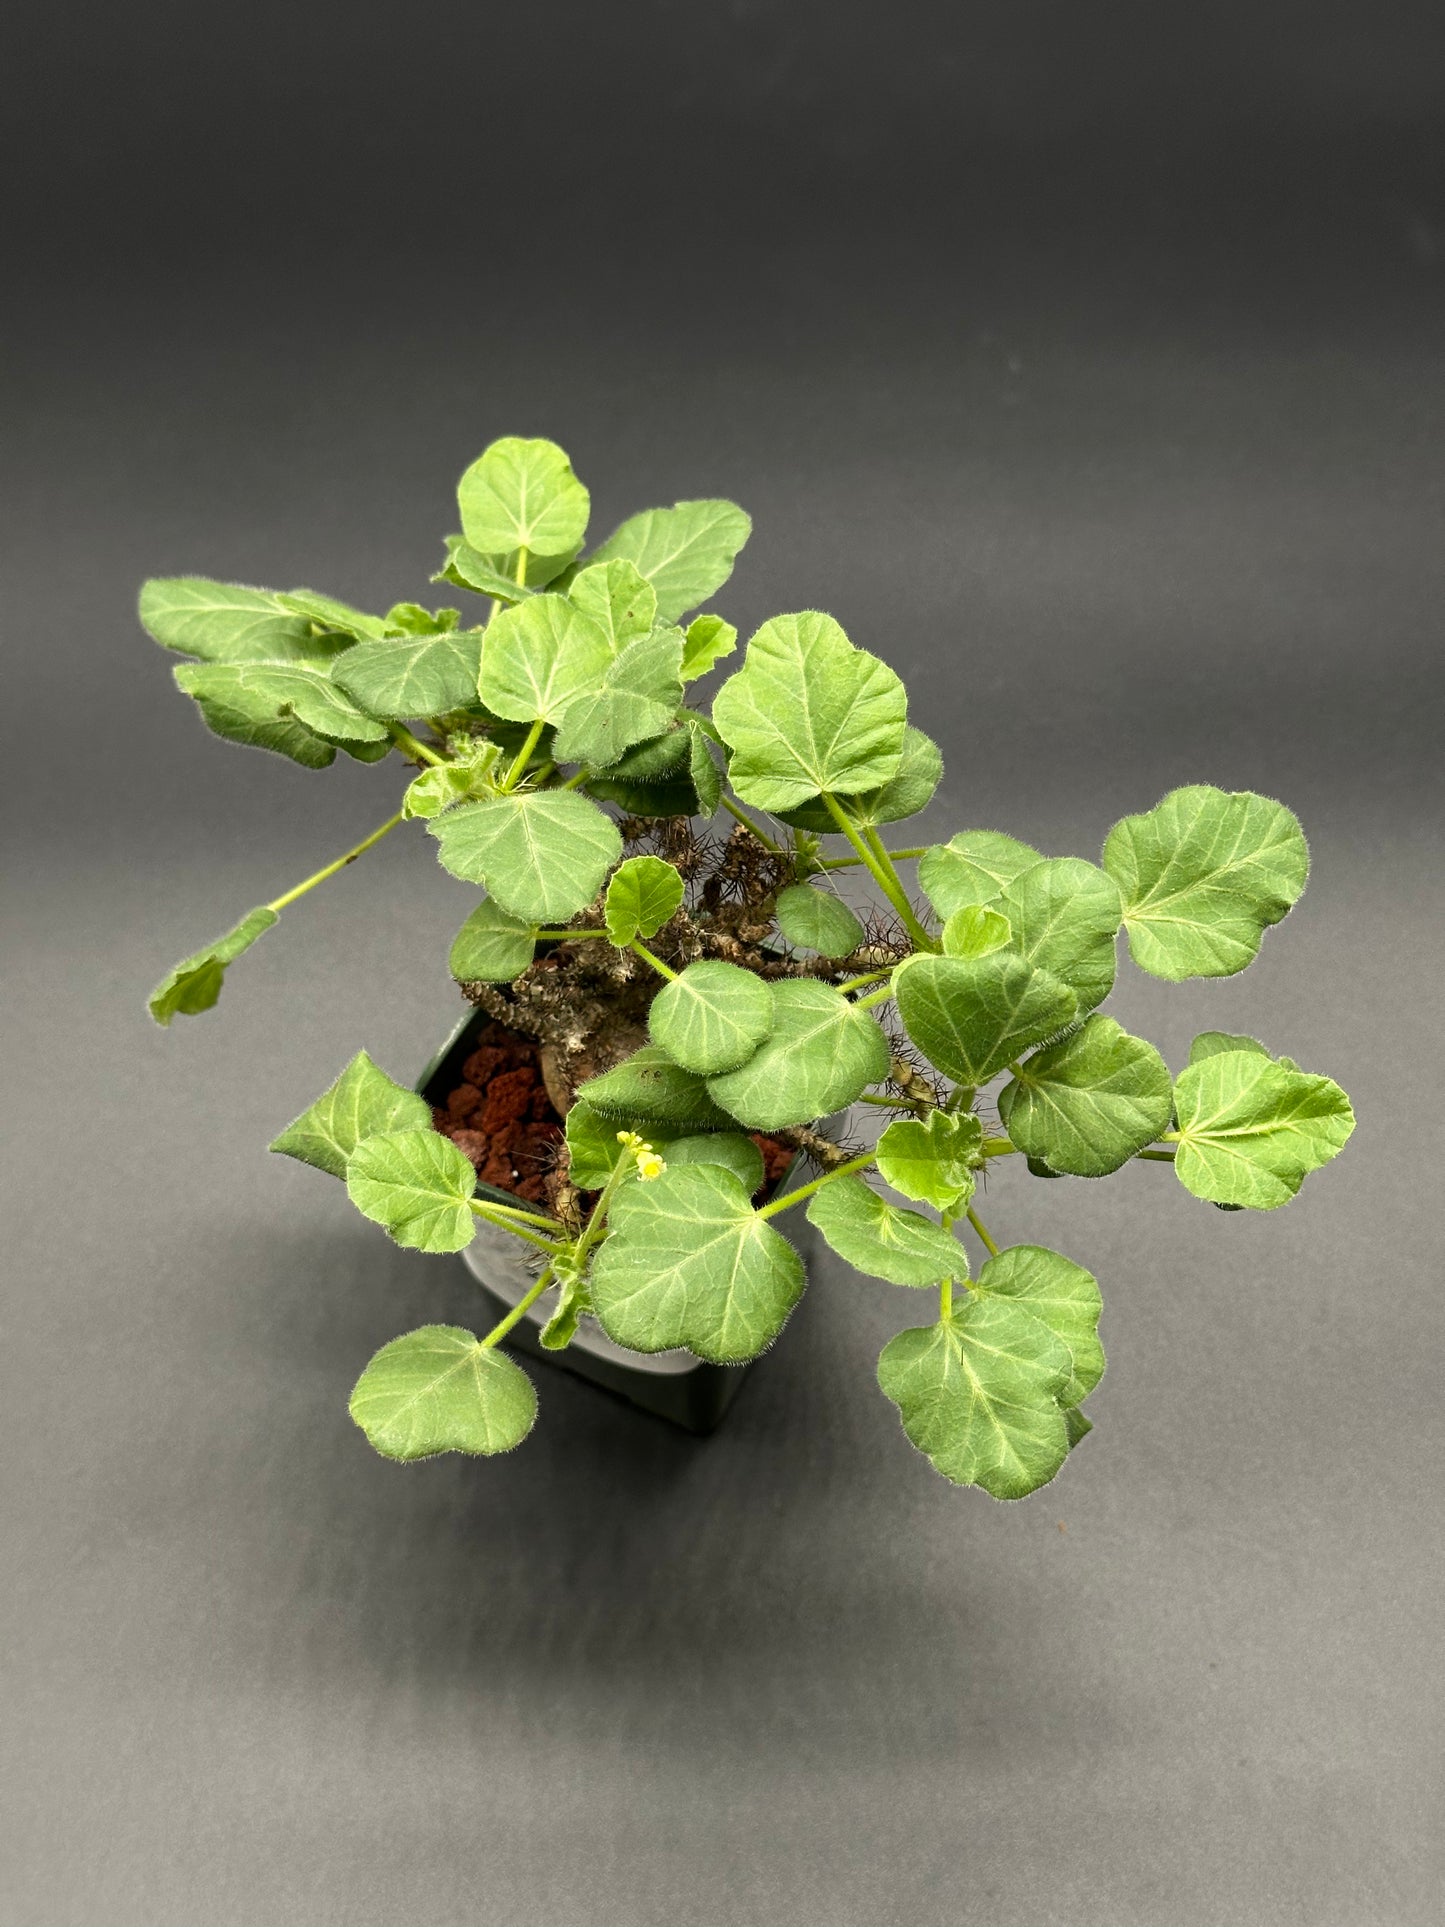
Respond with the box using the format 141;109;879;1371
417;1005;816;1434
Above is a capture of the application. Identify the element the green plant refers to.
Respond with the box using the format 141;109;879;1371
142;437;1355;1498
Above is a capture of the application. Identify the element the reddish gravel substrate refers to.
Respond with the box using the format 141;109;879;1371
432;1018;796;1206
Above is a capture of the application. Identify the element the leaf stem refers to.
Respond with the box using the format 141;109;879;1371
479;1264;555;1349
500;718;546;792
514;546;530;589
388;723;448;767
980;1138;1020;1158
965;1204;1000;1258
265;811;405;913
756;1150;877;1220
468;1203;565;1256
532;926;611;941
629;938;678;980
854;982;898;1011
1135;1148;1177;1162
719;793;783;852
836;965;896;994
469;1196;565;1231
821;794;935;949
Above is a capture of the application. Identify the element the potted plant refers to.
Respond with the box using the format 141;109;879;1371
142;437;1355;1498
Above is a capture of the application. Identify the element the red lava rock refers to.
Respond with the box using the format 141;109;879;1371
447;1084;481;1122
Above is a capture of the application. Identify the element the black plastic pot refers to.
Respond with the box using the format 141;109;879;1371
417;1006;814;1434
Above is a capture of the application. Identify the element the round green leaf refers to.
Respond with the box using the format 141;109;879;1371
895;953;1076;1088
918;830;1045;919
429;790;622;924
457;437;591;560
648;960;774;1073
807;1175;965;1287
552;628;685;768
448;899;537;982
604;856;686;945
999;858;1123;1014
776;726;943;831
478;593;613;724
1172;1049;1355;1209
874;1111;983;1211
269;1049;432;1179
567;558;657;654
1103;785;1310;980
577;1046;739;1130
972;1245;1104;1406
999;1015;1173;1177
586;499;752;624
591;1163;805;1362
331;629;484;721
774;884;866;958
345;1128;478;1253
942;906;1013;958
877;1299;1074;1499
665;1132;766;1195
712;612;908;812
705;980;891;1129
349;1325;537;1461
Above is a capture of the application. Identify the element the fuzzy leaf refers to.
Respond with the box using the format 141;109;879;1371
705;980;891;1129
878;1300;1074;1499
349;1326;536;1461
436;537;535;603
567;558;657;654
139;577;344;665
590;1163;804;1362
539;1271;592;1351
999;1015;1173;1177
604;856;685;945
448;899;537;982
174;660;389;745
777;727;943;832
587;500;751;623
1103;785;1310;980
171;677;337;767
331;629;485;720
971;1245;1104;1407
774;884;866;958
277;589;387;640
269;1050;432;1178
712;612;908;812
681;613;738;679
665;1132;766;1195
402;760;490;821
457;437;591;561
478;594;613;724
563;1101;684;1189
345;1128;478;1253
1188;1030;1271;1065
1172;1050;1355;1209
429;790;622;923
148;906;278;1025
942;906;1013;958
578;1046;739;1131
648;960;775;1074
998;858;1123;1014
896;953;1076;1088
551;627;684;767
874;1111;982;1211
919;830;1045;919
807;1176;964;1287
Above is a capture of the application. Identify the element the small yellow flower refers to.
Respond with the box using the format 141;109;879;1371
636;1149;666;1181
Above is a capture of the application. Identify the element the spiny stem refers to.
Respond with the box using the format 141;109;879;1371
500;718;546;792
965;1204;1000;1258
265;811;405;913
719;794;782;852
388;723;448;767
479;1264;555;1349
629;938;678;980
756;1150;877;1220
820;794;935;949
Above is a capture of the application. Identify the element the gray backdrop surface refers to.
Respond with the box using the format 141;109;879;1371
4;5;1444;1923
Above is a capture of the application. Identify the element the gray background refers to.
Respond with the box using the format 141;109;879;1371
3;4;1443;1923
